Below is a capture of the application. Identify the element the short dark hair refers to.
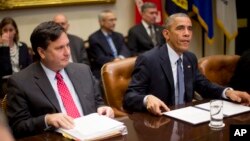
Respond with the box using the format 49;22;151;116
141;2;156;13
0;17;19;43
30;21;65;60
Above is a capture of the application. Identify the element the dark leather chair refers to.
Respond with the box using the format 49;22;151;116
101;57;136;117
198;55;240;86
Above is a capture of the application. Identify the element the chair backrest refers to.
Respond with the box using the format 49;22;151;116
198;55;240;86
101;57;136;117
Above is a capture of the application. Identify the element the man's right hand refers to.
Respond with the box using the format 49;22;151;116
145;95;170;116
45;113;75;129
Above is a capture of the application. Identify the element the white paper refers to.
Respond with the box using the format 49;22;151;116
163;106;211;125
195;100;250;117
57;113;127;140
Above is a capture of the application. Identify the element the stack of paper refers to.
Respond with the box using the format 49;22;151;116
57;113;127;140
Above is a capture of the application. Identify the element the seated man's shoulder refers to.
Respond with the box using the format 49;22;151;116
68;62;90;70
128;24;142;32
88;30;100;41
68;34;83;42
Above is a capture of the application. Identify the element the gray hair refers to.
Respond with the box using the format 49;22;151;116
164;13;189;29
141;2;156;13
98;10;113;22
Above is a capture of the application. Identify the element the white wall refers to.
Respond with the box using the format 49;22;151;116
0;0;235;58
0;1;134;46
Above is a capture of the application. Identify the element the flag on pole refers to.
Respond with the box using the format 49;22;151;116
192;0;214;43
135;0;163;25
165;0;193;16
216;0;238;41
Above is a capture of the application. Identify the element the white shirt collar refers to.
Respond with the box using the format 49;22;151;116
166;43;183;65
40;62;66;80
142;20;151;29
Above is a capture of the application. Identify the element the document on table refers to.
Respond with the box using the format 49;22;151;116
163;106;211;125
57;113;127;141
195;100;250;117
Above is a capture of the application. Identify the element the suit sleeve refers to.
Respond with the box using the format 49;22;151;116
123;55;150;112
20;42;33;68
7;77;47;138
188;53;225;98
116;33;131;57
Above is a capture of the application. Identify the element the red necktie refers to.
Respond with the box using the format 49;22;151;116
56;72;80;118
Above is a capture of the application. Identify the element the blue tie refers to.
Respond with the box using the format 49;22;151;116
177;58;185;104
106;35;118;57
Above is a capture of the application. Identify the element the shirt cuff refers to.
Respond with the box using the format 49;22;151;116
222;87;234;99
44;114;52;131
118;55;125;59
143;95;149;107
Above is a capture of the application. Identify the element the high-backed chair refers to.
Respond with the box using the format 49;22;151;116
198;55;240;86
101;57;136;117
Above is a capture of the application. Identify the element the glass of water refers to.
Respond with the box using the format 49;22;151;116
209;100;225;129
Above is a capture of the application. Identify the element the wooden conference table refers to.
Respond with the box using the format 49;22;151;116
17;100;250;141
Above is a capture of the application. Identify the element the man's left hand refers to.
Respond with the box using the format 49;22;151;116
225;89;250;106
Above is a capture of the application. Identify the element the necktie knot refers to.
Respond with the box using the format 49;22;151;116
177;58;182;65
55;72;63;81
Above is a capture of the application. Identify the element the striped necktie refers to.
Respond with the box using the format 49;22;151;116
176;58;185;104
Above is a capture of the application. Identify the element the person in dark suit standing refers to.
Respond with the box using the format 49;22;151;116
53;13;89;65
0;17;32;97
127;2;165;56
229;49;250;93
7;21;114;138
88;10;131;79
123;13;250;116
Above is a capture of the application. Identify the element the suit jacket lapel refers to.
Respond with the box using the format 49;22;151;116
98;30;114;55
139;24;154;45
65;64;88;112
33;63;61;112
183;53;193;101
159;45;175;103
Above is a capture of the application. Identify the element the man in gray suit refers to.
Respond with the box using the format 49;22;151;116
7;21;114;138
53;13;89;65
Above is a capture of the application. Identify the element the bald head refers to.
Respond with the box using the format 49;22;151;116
53;13;69;31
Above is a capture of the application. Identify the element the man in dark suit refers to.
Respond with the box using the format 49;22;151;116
53;13;89;65
127;2;165;56
88;10;131;79
7;21;114;138
123;13;250;116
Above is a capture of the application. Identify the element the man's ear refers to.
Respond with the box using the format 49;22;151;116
37;47;45;59
162;29;169;41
